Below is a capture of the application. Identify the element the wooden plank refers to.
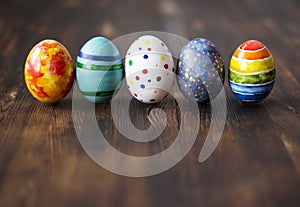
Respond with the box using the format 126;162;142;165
0;0;300;206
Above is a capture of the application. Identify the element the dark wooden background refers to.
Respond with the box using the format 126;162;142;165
0;0;300;206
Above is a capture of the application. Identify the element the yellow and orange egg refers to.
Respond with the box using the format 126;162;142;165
24;39;74;103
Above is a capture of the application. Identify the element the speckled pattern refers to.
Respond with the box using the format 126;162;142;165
177;38;225;103
125;35;175;104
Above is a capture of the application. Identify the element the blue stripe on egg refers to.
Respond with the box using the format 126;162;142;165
231;91;272;102
229;80;275;94
229;80;275;102
77;56;122;66
78;51;121;61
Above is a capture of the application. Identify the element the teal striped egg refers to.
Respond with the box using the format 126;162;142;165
76;37;123;103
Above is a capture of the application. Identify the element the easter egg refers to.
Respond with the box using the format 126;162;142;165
125;35;175;103
229;40;276;102
76;37;123;103
177;38;225;103
24;39;74;103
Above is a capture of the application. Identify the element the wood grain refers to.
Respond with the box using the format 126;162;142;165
0;0;299;206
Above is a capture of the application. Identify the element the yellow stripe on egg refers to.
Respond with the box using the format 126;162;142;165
230;55;275;73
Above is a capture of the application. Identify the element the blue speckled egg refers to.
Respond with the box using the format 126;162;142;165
177;38;225;103
76;37;123;103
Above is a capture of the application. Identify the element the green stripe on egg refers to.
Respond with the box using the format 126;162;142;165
81;90;116;97
76;62;123;70
229;68;276;84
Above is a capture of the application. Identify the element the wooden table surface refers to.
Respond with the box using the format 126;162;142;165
1;0;300;206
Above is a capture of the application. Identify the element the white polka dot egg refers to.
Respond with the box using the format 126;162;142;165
125;35;175;103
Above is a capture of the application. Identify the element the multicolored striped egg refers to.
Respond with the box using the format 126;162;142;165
125;35;175;103
76;37;123;103
24;39;74;103
177;38;225;103
229;40;276;102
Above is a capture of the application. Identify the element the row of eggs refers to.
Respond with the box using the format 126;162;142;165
24;35;276;104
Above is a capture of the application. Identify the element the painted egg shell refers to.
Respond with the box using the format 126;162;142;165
177;38;225;103
125;35;175;104
76;37;123;103
229;40;276;102
24;39;74;103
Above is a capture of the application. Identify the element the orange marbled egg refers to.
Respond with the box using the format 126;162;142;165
24;39;74;103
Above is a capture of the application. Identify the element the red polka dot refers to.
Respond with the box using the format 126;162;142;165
135;76;140;80
134;93;138;97
142;69;148;74
147;48;152;51
164;64;168;69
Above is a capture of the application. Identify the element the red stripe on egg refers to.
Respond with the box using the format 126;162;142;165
233;40;271;60
239;40;264;51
